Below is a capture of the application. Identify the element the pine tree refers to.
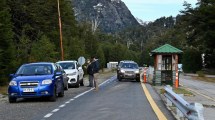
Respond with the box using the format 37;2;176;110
96;46;105;69
0;0;14;85
30;35;57;62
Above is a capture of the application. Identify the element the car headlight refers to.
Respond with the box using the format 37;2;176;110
120;70;125;73
135;70;140;74
9;81;17;86
42;79;52;85
67;72;77;76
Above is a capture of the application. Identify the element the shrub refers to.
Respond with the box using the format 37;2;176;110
196;71;205;77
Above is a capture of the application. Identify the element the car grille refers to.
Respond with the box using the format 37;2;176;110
20;81;39;88
125;71;134;74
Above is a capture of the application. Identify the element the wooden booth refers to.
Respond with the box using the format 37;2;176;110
151;44;183;85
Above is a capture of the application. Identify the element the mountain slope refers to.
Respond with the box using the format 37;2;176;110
72;0;140;33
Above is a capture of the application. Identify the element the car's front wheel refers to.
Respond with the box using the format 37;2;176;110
8;97;16;103
58;85;64;97
64;83;68;90
74;77;80;88
80;78;84;86
49;87;57;102
136;77;140;82
118;77;122;81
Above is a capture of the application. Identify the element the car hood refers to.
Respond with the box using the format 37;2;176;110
64;69;76;74
12;75;53;82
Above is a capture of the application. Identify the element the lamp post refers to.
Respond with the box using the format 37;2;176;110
57;0;64;60
92;3;103;33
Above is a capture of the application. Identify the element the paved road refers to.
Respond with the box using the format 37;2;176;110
180;75;215;120
42;79;158;120
180;75;215;105
0;72;174;120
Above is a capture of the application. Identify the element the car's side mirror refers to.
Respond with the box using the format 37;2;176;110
78;67;82;70
9;74;15;77
9;74;15;80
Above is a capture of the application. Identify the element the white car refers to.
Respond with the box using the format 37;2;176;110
57;61;84;88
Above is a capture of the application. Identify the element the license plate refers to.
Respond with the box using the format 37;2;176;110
23;88;34;92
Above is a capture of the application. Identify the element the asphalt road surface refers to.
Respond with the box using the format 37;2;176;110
0;73;174;120
41;78;158;120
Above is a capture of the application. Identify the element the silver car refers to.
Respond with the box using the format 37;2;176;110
118;61;140;82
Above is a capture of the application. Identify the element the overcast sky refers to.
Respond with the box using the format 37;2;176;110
121;0;198;21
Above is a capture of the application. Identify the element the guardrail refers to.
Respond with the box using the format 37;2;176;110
164;86;204;120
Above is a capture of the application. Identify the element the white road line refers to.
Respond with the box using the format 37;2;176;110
99;80;110;86
74;89;93;99
44;113;53;118
59;104;65;108
43;76;115;119
52;109;59;112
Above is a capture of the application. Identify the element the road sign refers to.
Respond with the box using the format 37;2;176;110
78;56;85;66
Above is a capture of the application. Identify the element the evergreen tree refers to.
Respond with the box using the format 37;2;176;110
96;46;105;69
180;0;215;68
30;35;57;62
0;0;14;85
182;48;202;73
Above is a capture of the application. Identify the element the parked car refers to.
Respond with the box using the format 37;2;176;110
56;64;69;90
56;61;84;88
8;62;65;103
118;61;140;82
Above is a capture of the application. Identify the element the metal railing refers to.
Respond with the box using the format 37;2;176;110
164;86;204;120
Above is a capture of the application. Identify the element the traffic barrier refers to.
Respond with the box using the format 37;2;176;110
142;67;147;83
175;71;179;88
164;86;204;120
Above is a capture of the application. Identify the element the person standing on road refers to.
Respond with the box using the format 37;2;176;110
86;59;94;87
90;56;99;91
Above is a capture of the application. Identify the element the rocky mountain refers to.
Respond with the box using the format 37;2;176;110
72;0;140;33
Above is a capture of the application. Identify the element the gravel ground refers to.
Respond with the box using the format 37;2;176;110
0;70;116;120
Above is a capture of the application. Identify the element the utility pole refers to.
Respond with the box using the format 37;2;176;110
57;0;64;60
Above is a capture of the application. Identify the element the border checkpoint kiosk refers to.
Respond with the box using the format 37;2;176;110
151;44;183;86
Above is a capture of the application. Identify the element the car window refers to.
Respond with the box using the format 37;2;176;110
58;62;75;69
16;64;52;75
121;63;138;69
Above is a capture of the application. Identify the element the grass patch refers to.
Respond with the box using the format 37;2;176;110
196;71;205;77
192;76;215;83
160;87;193;96
0;86;8;95
173;88;193;96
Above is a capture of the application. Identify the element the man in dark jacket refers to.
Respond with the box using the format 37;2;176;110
90;56;99;91
87;59;94;87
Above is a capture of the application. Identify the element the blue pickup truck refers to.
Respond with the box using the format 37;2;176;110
8;62;65;103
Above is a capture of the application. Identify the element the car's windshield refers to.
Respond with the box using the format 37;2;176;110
16;64;53;75
121;63;138;69
58;62;75;69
